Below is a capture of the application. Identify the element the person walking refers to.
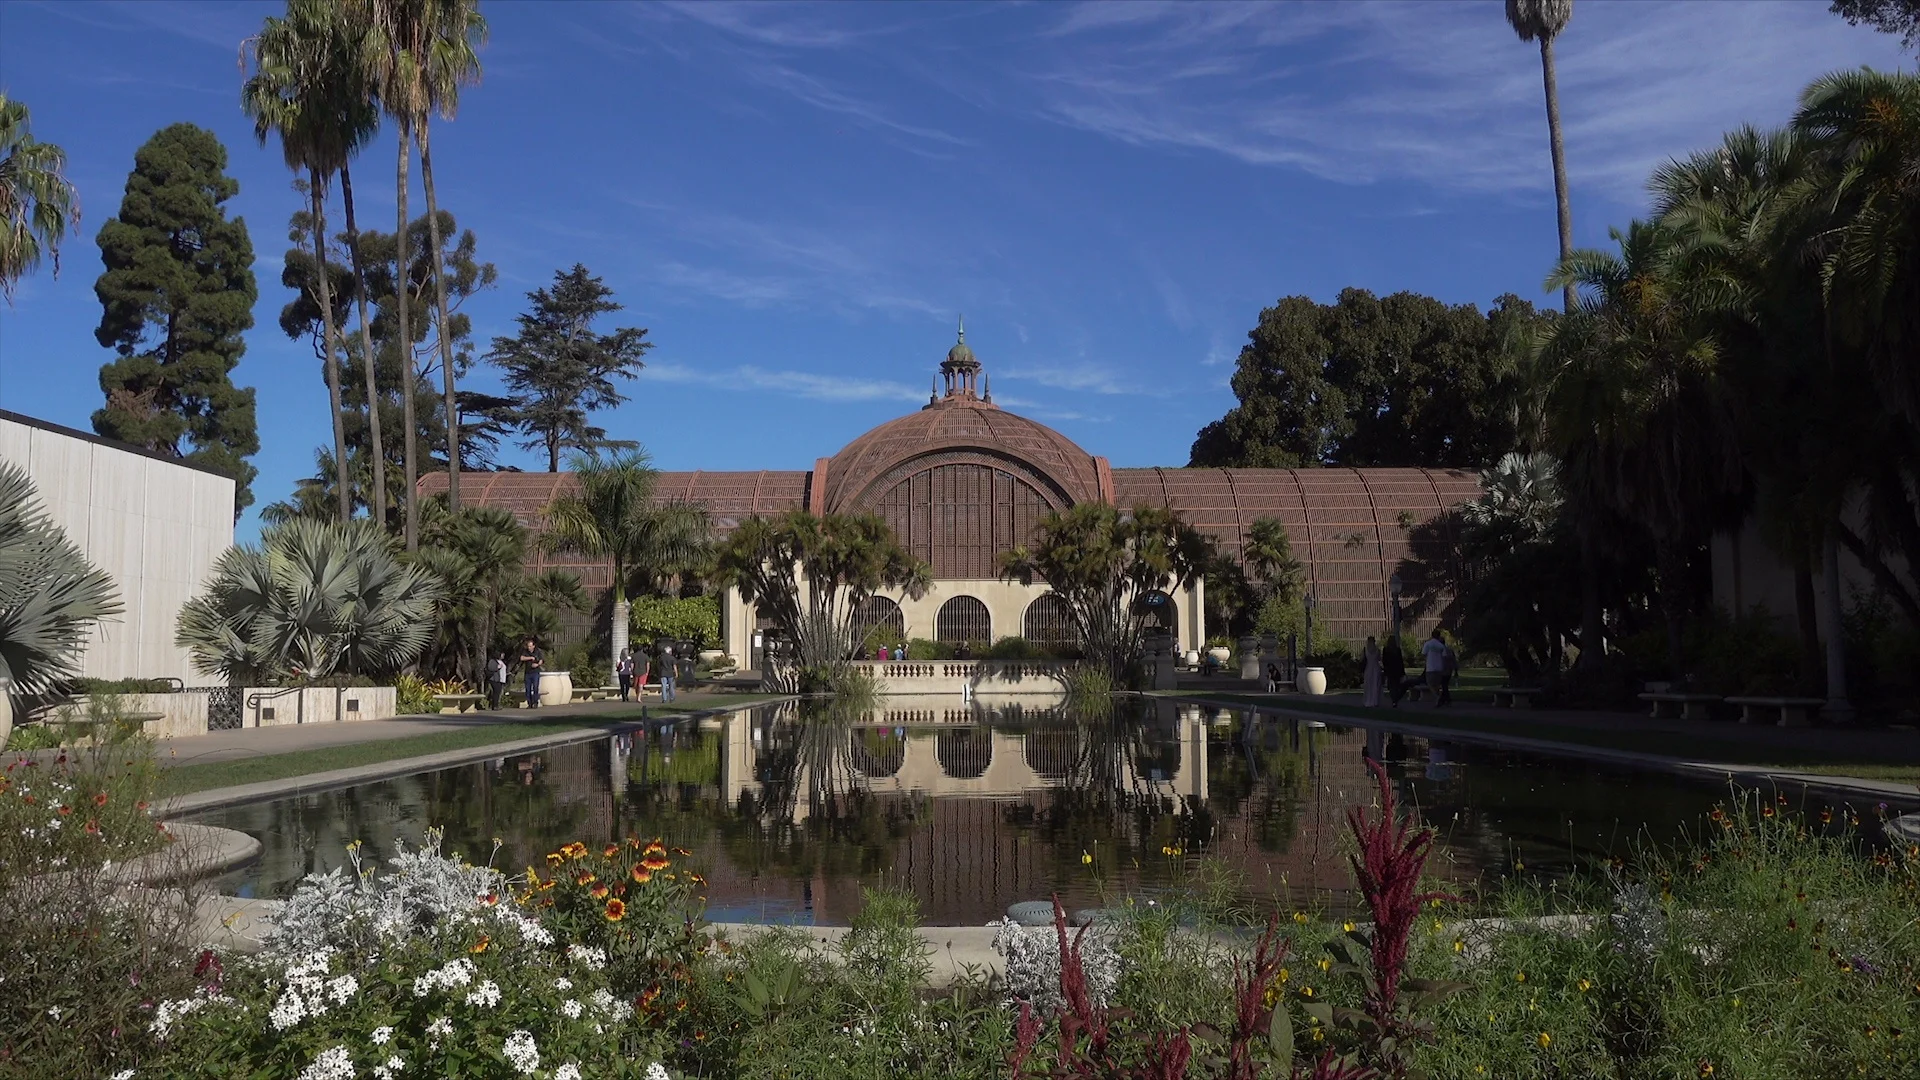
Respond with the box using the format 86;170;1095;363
1362;635;1383;708
1439;635;1459;707
519;637;544;708
1422;629;1448;708
486;652;508;710
659;641;677;703
1383;638;1407;707
616;648;634;702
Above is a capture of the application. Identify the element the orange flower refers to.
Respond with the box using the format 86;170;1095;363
632;867;653;885
590;884;610;899
84;820;100;835
673;846;692;857
604;898;627;922
642;854;671;871
93;792;109;807
57;805;72;816
603;844;621;858
689;872;707;886
546;852;564;866
135;800;149;812
644;840;667;857
641;986;662;1008
626;836;642;850
575;870;597;886
480;891;499;906
471;936;491;953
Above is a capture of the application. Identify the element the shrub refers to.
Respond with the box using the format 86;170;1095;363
630;595;720;650
983;636;1047;660
71;677;179;695
907;637;954;661
1304;646;1361;690
393;674;436;716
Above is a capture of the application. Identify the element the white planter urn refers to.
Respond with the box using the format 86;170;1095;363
538;670;573;707
698;649;725;666
1300;666;1328;696
1206;647;1231;665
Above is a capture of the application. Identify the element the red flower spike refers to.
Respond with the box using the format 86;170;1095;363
1346;757;1461;1031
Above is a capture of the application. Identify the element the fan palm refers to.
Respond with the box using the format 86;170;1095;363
1241;516;1304;608
176;518;444;683
543;450;712;663
1505;0;1577;313
0;462;121;743
358;0;486;530
0;93;79;303
244;1;379;523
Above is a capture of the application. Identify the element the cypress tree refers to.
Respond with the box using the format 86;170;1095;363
92;123;260;514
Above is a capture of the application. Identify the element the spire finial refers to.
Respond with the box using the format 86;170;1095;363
956;313;965;344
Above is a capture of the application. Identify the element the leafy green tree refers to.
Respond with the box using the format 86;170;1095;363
488;264;654;471
1189;289;1546;469
412;505;527;682
176;518;444;683
1000;503;1214;682
540;449;711;664
629;595;720;651
715;511;930;691
1505;0;1577;312
92;124;260;514
359;0;487;522
0;93;80;303
0;463;121;737
1830;0;1920;52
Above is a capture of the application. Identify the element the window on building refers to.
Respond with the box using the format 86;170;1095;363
855;595;905;647
1022;593;1076;647
935;595;990;646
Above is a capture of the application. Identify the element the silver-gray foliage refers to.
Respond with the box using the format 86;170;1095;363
0;460;121;699
991;920;1120;1013
176;517;445;682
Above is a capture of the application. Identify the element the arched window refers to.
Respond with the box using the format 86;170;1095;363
1022;593;1076;647
935;595;991;646
936;728;992;780
849;729;904;778
855;595;905;646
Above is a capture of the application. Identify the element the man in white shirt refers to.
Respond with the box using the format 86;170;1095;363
1422;629;1450;708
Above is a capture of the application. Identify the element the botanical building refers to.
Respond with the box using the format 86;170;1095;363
422;329;1480;661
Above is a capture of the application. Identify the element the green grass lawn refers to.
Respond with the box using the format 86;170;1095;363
160;698;771;798
1169;690;1920;785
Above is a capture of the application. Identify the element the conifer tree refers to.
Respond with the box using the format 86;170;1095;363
92;123;259;514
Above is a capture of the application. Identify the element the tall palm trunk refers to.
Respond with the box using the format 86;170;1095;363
610;561;630;668
396;124;418;551
1539;35;1575;314
417;121;461;511
339;160;386;533
309;169;352;524
1792;544;1821;694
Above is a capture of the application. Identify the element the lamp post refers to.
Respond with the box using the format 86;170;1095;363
1304;593;1318;658
1389;573;1403;642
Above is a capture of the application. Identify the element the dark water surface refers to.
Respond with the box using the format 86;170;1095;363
192;698;1735;924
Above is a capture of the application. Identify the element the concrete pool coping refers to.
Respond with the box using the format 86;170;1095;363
1164;694;1920;807
157;699;788;817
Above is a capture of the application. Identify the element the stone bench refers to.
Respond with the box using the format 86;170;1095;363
1490;687;1542;709
1725;696;1827;728
1638;692;1722;721
434;693;487;715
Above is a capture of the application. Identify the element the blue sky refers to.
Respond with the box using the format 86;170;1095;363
1;1;1910;540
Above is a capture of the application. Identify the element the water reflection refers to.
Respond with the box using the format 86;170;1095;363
195;697;1724;925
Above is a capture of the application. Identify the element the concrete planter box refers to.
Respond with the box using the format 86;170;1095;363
55;686;399;738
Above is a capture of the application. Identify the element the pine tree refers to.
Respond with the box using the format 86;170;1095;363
92;123;259;514
486;264;652;472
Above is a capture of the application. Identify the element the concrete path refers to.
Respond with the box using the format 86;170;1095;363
1164;689;1920;804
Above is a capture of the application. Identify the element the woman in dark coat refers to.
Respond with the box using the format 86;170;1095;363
1383;638;1407;707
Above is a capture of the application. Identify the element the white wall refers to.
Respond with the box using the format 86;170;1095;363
1;413;236;683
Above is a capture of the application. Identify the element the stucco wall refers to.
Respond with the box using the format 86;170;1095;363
1;412;236;682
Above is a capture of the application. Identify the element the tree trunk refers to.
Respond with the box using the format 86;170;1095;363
611;590;631;670
1792;546;1821;694
417;122;461;512
396;125;419;551
309;169;352;525
1574;525;1605;672
340;161;387;534
549;434;559;474
1540;36;1576;314
1657;541;1687;684
1821;531;1855;722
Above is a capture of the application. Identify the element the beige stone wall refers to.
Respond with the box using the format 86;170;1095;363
1;413;236;683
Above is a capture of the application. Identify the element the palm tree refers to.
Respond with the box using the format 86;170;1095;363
1241;516;1304;607
0;94;80;303
244;1;368;523
360;0;486;540
541;450;712;665
1505;0;1577;313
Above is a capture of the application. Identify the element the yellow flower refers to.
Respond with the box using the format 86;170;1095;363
1081;851;1093;865
471;936;490;954
1277;967;1290;983
1300;986;1315;997
1293;912;1309;925
1538;1032;1551;1048
1515;971;1527;983
1317;957;1330;972
1453;939;1465;954
1342;921;1355;933
1577;979;1591;992
1433;918;1445;932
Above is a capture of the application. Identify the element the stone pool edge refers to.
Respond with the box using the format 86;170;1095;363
1161;694;1920;806
156;698;793;818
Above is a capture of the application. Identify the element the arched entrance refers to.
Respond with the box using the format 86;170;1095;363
936;595;991;647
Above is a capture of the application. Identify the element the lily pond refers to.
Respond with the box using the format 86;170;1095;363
194;697;1738;924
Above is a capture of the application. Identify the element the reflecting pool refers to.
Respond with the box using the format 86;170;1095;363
193;697;1735;924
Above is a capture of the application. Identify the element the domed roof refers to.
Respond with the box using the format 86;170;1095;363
821;334;1105;513
824;399;1103;511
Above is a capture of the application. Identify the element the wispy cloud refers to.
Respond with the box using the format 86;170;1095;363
998;363;1138;396
1028;0;1912;204
645;361;926;404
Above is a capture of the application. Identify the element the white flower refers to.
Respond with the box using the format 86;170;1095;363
554;1065;582;1080
325;975;358;1005
425;1016;454;1047
269;987;307;1031
566;944;607;970
372;1054;406;1080
588;989;614;1012
297;1045;354;1080
465;979;502;1008
414;957;477;997
110;1071;135;1080
45;1006;61;1020
149;997;208;1040
371;1025;394;1045
502;1029;540;1075
560;998;583;1019
647;1064;672;1080
553;977;573;992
